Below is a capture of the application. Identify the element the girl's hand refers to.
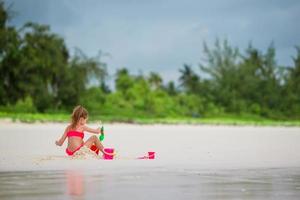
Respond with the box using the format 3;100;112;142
55;140;62;146
96;127;101;134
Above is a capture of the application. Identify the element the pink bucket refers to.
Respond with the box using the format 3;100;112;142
103;148;114;160
148;152;155;159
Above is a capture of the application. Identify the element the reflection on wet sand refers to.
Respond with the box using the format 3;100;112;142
65;170;85;199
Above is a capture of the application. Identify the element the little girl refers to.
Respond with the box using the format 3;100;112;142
55;105;108;156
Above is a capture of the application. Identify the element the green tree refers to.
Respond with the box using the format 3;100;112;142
127;76;151;111
59;48;108;110
0;1;23;104
115;68;134;98
237;45;264;114
283;46;300;117
16;22;70;111
148;72;162;90
164;81;177;96
179;64;199;94
200;39;240;111
0;1;108;112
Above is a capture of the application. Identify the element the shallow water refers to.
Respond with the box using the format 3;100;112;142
1;168;300;200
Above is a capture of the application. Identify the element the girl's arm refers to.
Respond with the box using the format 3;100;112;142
83;126;101;134
55;126;69;146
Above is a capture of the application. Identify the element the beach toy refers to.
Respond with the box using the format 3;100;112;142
90;124;105;155
137;151;156;159
103;148;115;160
148;151;155;159
99;126;105;141
90;145;99;154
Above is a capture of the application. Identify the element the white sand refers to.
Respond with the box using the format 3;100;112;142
0;122;300;172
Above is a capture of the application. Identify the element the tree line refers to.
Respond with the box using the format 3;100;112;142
1;2;299;119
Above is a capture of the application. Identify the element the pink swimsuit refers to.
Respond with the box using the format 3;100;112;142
65;131;84;156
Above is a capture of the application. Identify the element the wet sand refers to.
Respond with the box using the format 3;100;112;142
1;168;300;200
0;122;300;199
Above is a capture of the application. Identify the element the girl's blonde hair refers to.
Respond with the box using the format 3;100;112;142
70;105;88;129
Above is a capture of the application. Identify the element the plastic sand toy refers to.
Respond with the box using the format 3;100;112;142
137;151;156;159
103;148;115;160
99;126;104;141
90;123;105;155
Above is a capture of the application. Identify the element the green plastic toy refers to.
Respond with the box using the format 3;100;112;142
99;125;105;141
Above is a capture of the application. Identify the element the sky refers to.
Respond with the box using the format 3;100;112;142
6;0;300;85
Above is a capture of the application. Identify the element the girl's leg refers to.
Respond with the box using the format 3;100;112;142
84;135;114;155
84;135;105;154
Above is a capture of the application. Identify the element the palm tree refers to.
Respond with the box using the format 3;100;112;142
148;72;162;90
164;81;177;96
179;64;199;93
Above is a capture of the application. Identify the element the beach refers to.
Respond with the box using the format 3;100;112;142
0;122;300;199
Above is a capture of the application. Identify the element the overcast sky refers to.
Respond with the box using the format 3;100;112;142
6;0;300;84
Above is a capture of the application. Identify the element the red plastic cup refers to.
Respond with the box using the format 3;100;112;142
148;152;155;159
103;148;114;160
90;145;99;155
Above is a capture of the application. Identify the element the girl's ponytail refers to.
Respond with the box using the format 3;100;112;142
70;105;88;129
